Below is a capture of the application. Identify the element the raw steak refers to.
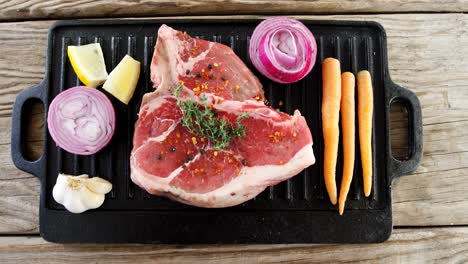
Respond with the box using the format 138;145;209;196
131;94;315;207
150;25;264;101
130;25;315;208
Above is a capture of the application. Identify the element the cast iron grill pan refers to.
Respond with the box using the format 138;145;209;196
11;19;423;243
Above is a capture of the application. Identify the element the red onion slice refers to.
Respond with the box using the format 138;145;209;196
47;86;115;155
249;17;317;84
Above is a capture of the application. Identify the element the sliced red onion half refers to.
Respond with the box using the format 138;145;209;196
249;17;317;84
47;86;115;155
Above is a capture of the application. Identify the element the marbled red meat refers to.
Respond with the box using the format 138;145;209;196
150;24;264;101
131;95;314;207
130;25;315;207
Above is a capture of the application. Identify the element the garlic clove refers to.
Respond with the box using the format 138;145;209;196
52;173;112;214
60;189;90;214
85;177;112;194
76;174;90;179
80;186;106;210
52;174;69;204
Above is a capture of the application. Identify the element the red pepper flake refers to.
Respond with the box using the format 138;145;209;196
193;86;201;95
278;100;284;106
234;85;240;93
201;71;210;79
191;137;198;145
214;63;219;67
191;45;200;55
213;151;219;157
269;131;284;143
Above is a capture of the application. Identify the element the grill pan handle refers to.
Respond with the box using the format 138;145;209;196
387;81;423;179
11;82;46;177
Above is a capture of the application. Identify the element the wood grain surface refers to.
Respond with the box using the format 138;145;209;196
1;12;468;262
0;0;468;21
0;228;467;263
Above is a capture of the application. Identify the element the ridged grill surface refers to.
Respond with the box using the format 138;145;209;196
45;22;388;211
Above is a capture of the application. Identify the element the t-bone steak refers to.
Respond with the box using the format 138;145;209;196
130;25;315;208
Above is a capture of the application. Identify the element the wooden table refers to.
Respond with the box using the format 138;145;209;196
1;1;468;263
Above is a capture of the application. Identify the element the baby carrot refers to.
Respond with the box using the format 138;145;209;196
322;58;341;205
357;70;374;197
338;72;355;215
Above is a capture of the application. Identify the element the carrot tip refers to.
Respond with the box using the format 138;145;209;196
357;70;371;78
323;57;339;64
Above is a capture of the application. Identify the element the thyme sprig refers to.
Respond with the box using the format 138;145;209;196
173;85;248;150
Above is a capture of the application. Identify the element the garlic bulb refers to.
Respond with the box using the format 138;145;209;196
52;173;112;213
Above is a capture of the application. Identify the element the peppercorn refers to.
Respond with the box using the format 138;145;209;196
241;159;248;166
186;69;190;75
196;72;201;78
208;64;213;70
157;154;162;160
170;146;176;152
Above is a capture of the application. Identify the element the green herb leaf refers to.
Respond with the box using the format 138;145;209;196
172;84;248;150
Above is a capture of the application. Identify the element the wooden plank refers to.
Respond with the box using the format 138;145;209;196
0;227;467;263
0;1;468;22
0;143;40;234
1;14;468;234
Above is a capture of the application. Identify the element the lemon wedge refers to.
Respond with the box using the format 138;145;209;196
103;55;141;105
67;43;108;88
